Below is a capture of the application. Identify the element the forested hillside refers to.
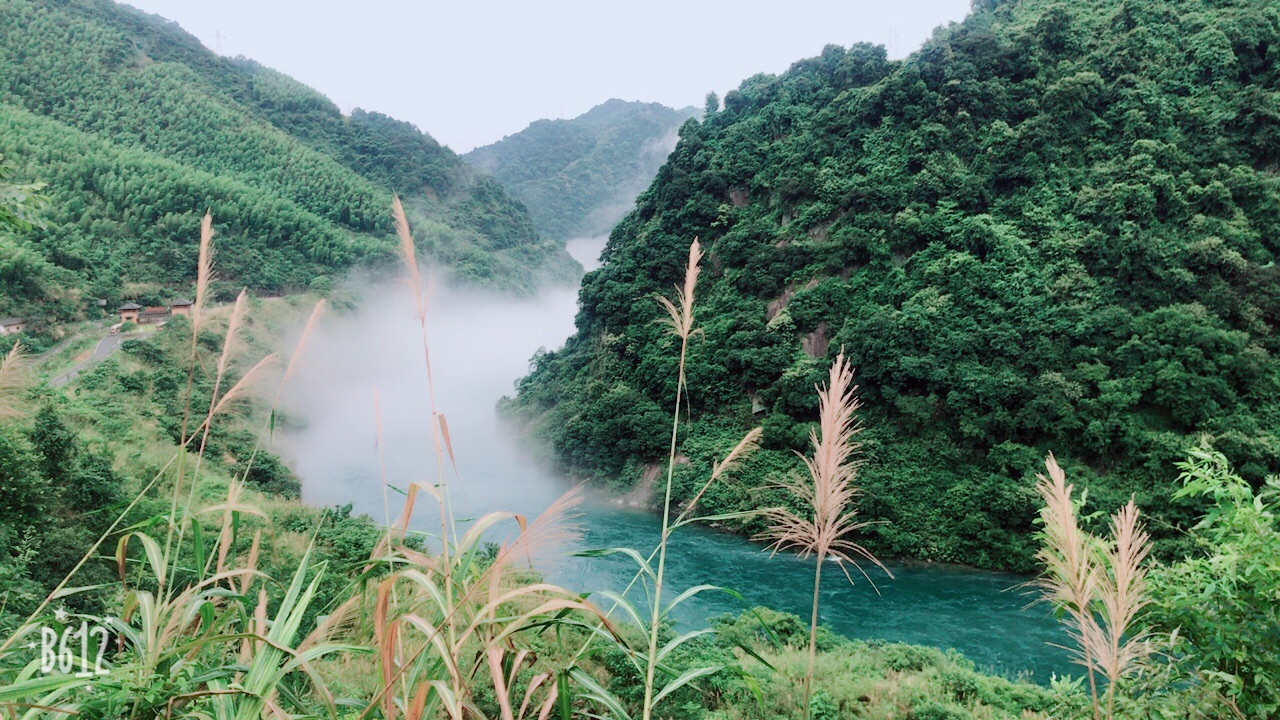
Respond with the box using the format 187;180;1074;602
0;0;574;330
465;99;697;240
508;0;1280;570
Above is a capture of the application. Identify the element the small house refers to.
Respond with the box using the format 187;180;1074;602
170;298;193;317
139;306;170;324
118;302;141;323
0;318;26;335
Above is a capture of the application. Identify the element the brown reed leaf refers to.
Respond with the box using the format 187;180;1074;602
393;195;428;322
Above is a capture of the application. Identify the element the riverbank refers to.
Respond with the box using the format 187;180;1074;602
26;288;1075;709
264;280;1072;682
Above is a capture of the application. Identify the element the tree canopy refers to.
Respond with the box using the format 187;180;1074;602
508;0;1280;570
466;99;698;240
0;0;575;324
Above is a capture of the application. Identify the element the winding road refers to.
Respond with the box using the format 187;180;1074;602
49;331;130;387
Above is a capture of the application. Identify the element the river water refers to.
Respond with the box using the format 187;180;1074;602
279;237;1073;683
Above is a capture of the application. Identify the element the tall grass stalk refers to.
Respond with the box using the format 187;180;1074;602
165;211;215;580
0;342;30;421
757;352;886;719
641;238;702;720
556;239;766;719
391;194;465;711
1033;455;1153;720
1;202;623;719
1033;454;1102;718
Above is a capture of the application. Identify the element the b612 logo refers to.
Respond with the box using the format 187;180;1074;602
40;621;109;677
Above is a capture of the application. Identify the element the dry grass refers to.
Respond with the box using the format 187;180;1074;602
643;237;702;720
1033;454;1102;715
756;351;887;719
1032;454;1154;720
1095;500;1153;719
0;202;617;719
0;342;30;421
326;200;621;720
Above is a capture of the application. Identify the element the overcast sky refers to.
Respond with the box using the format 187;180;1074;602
122;1;972;152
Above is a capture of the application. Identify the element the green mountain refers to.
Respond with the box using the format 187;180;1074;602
465;99;697;240
0;0;574;328
508;0;1280;570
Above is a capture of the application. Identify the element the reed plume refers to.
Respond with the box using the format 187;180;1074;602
279;299;326;390
1033;454;1102;718
1033;456;1154;720
193;211;215;335
1094;499;1153;719
484;486;584;584
655;238;702;341
674;426;762;526
643;237;702;720
757;352;885;719
392;195;427;323
0;342;30;421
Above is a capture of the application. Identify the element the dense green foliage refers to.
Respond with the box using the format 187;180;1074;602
0;401;121;625
0;153;44;233
0;0;574;325
1146;446;1280;717
509;0;1280;570
466;99;697;240
0;303;389;635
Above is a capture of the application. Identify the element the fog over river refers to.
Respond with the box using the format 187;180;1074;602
278;236;1072;682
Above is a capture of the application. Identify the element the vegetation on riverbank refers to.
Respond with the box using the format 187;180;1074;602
0;201;1272;719
0;0;1275;715
505;0;1280;572
0;209;1062;720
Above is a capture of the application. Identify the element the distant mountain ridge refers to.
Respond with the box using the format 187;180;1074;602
0;0;573;329
465;99;698;240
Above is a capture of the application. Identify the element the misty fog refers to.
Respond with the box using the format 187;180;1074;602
279;282;574;526
278;236;607;535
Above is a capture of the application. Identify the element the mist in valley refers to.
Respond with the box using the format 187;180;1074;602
277;272;585;531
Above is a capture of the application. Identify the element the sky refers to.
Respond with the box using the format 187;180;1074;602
122;1;973;152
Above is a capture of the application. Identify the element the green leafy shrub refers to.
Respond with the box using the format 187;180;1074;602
1147;445;1280;718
